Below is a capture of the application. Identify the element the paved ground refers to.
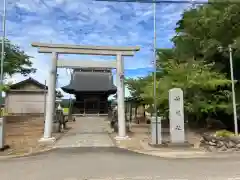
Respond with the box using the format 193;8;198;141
1;116;240;179
54;116;203;159
54;116;114;148
0;147;240;179
53;116;240;159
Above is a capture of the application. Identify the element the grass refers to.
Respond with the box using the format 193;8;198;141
0;108;8;116
63;108;69;114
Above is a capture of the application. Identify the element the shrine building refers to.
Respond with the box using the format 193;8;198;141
61;68;117;115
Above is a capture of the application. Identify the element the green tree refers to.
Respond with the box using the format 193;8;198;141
125;75;153;102
125;1;239;126
0;39;36;77
141;59;232;122
173;2;240;78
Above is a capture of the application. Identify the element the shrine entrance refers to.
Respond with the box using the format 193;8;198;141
84;98;100;114
62;68;117;116
31;42;140;142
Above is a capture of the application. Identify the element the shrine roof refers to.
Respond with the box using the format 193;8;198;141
61;70;117;93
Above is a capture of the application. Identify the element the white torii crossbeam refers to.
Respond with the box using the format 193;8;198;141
32;42;139;56
31;42;140;143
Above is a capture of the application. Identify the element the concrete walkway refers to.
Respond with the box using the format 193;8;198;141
54;116;114;148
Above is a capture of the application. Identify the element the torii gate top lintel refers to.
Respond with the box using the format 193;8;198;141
31;42;140;56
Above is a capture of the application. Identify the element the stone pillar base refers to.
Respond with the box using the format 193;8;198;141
115;136;130;141
38;137;56;145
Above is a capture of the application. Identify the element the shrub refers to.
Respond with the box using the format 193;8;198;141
215;130;235;137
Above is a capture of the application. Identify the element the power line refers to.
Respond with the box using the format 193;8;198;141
94;0;239;4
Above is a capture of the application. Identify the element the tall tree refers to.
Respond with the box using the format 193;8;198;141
125;1;239;126
173;2;240;78
0;39;36;77
141;59;232;121
125;75;153;100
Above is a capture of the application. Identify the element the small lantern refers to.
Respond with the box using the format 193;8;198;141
57;104;62;111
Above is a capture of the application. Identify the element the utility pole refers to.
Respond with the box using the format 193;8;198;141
0;0;6;115
218;44;238;135
0;0;6;150
228;45;238;135
152;0;158;144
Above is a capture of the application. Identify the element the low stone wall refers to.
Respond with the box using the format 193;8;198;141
200;133;240;152
5;115;44;124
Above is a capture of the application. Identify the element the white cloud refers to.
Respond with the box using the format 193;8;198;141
0;0;193;98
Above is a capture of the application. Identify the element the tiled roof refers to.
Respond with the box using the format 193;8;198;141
61;70;117;92
9;77;47;90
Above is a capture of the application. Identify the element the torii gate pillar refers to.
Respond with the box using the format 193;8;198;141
39;52;58;143
116;54;127;139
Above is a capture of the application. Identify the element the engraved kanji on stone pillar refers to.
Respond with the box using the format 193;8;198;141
169;88;185;143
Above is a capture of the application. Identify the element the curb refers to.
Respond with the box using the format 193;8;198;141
2;145;240;160
116;146;209;159
126;149;211;159
114;138;209;159
0;147;55;160
117;147;240;159
116;139;240;159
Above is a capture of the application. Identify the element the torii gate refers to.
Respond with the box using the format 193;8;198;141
31;42;140;143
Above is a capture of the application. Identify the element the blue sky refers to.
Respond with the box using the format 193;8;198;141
0;0;207;98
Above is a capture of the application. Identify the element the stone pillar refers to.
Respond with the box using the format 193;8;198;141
39;52;58;143
169;88;185;144
0;117;6;149
116;54;127;139
151;116;162;145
